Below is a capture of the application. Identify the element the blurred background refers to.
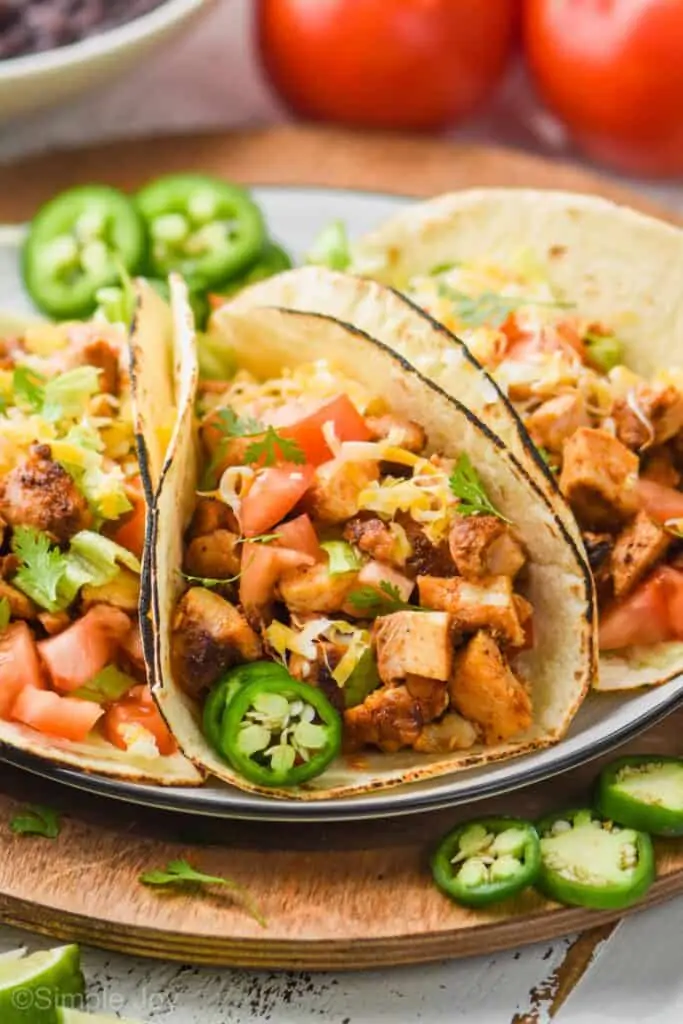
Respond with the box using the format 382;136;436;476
1;0;682;206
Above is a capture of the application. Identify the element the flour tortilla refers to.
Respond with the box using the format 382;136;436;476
0;286;202;784
152;302;594;799
221;189;683;692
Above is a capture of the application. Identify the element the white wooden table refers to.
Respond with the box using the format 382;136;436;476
1;2;682;1019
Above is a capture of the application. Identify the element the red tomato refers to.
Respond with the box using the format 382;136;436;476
240;543;314;613
39;606;132;693
524;0;683;176
103;685;177;756
11;687;103;742
0;623;43;718
278;396;372;466
636;478;683;524
241;464;315;537
599;567;674;650
275;514;323;560
257;0;517;131
108;479;147;560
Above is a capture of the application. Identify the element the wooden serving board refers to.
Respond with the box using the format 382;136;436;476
0;125;683;970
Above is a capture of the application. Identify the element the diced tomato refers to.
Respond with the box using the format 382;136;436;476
599;567;674;650
277;395;372;465
11;687;103;742
119;625;146;674
0;623;43;718
664;567;683;641
241;464;315;537
636;478;683;525
102;684;177;756
503;317;586;365
275;514;323;560
39;605;132;693
240;542;314;612
108;478;147;559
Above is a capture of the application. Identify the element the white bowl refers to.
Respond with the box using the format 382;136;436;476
0;0;214;124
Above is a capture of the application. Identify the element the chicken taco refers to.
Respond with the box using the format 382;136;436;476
0;283;201;783
220;190;683;692
150;300;593;799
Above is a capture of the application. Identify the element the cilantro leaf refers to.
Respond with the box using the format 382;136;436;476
12;366;46;411
437;285;573;329
181;571;241;589
449;454;510;522
139;858;266;927
201;407;265;488
0;597;10;631
244;426;305;467
236;532;281;546
12;526;70;612
346;581;421;617
10;804;61;839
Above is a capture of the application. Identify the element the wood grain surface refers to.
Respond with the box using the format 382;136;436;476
1;125;682;971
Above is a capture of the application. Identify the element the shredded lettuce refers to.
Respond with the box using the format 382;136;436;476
42;366;101;421
0;597;10;631
73;663;136;704
320;540;362;576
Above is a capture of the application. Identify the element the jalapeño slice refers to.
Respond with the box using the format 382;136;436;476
23;185;146;319
217;241;293;297
204;662;342;787
597;755;683;836
136;174;265;291
537;808;655;910
432;817;541;908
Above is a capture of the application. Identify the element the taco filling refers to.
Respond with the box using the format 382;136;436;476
170;357;538;777
0;319;182;767
404;259;683;659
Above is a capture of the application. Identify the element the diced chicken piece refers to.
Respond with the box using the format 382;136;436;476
119;626;146;675
171;588;262;698
80;338;120;396
0;555;18;580
184;530;241;580
81;568;139;613
643;447;681;489
609;511;670;600
278;561;359;614
397;513;456;577
188;497;239;538
450;631;532;745
582;532;614;583
559;428;639;529
614;385;683;450
448;515;526;579
305;459;379;524
343;560;415;618
365;414;427;453
288;642;347;714
0;579;36;620
526;393;590;453
404;673;449;720
240;544;314;621
344;516;409;567
38;611;71;636
418;574;526;647
413;713;479;753
343;684;426;752
0;443;92;542
374;611;452;685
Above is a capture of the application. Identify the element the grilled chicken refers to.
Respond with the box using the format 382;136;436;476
610;511;670;600
0;443;93;542
413;712;479;753
0;579;36;620
365;414;427;453
583;531;614;579
374;611;453;685
398;513;456;578
343;516;409;567
278;561;359;614
404;673;449;720
448;515;526;579
171;587;262;698
417;574;526;647
450;631;532;744
344;684;429;753
526;393;590;453
559;428;639;529
81;568;139;613
184;530;241;580
79;337;120;396
241;545;314;621
38;611;71;636
305;459;379;524
614;385;683;451
188;497;239;539
288;642;347;713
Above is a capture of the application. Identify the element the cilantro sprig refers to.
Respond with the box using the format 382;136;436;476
181;571;241;589
139;858;266;927
244;425;305;467
347;581;422;617
437;284;573;329
10;804;61;839
12;526;70;611
449;454;510;522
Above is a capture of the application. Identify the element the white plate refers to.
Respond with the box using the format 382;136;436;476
1;184;681;822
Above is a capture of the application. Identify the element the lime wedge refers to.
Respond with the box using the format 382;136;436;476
0;949;27;966
57;1011;144;1023
0;944;84;1023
